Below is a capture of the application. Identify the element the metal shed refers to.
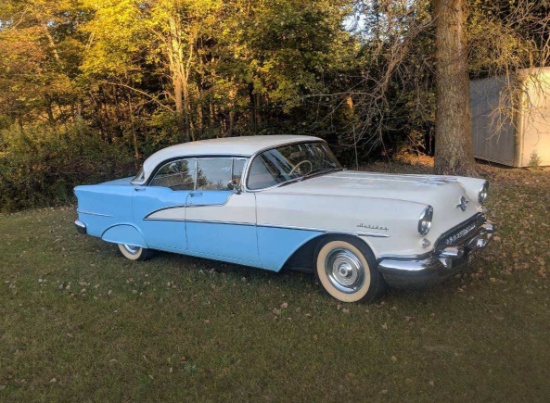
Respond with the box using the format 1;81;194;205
470;68;550;167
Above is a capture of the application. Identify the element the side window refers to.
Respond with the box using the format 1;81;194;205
247;154;282;190
196;158;232;190
150;158;196;190
232;158;246;188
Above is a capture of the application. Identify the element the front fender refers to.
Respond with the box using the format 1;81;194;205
101;224;148;248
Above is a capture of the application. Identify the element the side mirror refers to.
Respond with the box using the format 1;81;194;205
227;180;241;194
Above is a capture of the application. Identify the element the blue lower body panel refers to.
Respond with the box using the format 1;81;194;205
256;226;323;271
139;221;187;252
78;215;323;273
187;222;260;264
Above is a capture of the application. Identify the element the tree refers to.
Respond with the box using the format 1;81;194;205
433;0;477;175
0;0;87;127
82;0;224;143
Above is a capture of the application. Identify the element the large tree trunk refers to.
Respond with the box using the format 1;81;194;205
433;0;477;176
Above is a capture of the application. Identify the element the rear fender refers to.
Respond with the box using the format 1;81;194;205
101;224;148;248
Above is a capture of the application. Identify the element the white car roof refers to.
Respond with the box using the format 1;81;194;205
139;135;322;183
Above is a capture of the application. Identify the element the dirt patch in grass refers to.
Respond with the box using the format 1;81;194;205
0;163;549;402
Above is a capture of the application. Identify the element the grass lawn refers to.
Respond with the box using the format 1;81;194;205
1;163;549;402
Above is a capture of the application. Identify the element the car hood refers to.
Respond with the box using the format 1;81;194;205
267;170;481;219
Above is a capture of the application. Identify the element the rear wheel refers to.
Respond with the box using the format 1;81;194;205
117;244;154;261
315;236;386;303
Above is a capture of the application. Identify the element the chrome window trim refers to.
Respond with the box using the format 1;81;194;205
147;155;249;192
130;169;146;185
149;157;197;190
142;139;334;193
145;154;249;187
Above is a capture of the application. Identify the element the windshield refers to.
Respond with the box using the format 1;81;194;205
247;141;342;190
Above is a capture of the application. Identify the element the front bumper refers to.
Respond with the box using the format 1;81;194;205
378;219;496;288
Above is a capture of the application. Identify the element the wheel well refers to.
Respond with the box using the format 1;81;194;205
282;233;373;273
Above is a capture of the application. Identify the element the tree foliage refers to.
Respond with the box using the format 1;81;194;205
0;0;548;209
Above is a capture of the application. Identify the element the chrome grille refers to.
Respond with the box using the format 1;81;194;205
436;214;485;250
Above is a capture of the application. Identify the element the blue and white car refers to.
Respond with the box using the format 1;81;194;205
74;135;495;303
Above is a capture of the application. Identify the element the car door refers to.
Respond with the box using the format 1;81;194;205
132;158;196;253
185;157;260;265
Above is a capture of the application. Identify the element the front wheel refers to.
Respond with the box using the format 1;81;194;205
315;237;386;303
117;244;154;261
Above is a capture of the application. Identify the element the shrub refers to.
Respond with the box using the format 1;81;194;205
0;122;135;212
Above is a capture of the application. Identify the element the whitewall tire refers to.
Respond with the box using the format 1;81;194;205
117;244;153;261
315;236;386;303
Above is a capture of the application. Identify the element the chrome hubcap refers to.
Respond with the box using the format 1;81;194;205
123;244;140;255
325;248;365;294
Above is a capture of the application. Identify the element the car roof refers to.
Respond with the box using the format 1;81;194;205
139;134;322;183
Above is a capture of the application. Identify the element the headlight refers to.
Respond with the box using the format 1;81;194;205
478;181;489;204
418;206;433;236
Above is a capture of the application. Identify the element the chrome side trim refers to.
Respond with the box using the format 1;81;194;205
146;218;254;226
356;232;390;238
186;203;225;208
144;195;234;220
143;205;188;220
258;223;390;238
143;216;389;239
188;219;253;226
77;210;112;218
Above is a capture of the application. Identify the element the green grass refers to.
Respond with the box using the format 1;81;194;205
1;164;549;402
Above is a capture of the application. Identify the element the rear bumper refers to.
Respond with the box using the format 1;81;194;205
378;220;496;288
74;220;87;235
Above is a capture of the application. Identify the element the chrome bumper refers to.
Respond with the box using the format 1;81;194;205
74;220;87;235
378;221;496;288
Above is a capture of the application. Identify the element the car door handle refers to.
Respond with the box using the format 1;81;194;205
134;187;146;192
189;192;203;197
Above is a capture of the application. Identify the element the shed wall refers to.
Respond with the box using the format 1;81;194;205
520;74;550;166
470;77;516;166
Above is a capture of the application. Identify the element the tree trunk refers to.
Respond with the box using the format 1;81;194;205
168;16;190;143
433;0;477;176
182;78;193;141
248;82;256;133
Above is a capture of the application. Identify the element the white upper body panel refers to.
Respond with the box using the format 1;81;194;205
255;171;485;257
138;135;319;184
